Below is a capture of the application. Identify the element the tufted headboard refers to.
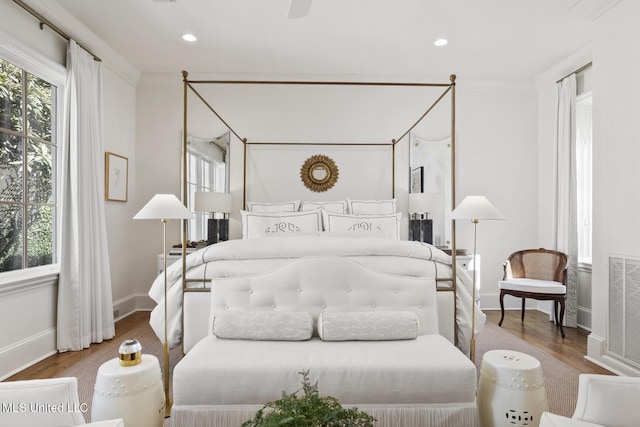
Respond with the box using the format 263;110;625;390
209;257;439;336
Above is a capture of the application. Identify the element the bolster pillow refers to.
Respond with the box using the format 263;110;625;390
212;311;313;341
318;311;420;341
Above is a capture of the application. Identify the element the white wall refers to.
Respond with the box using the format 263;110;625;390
587;0;640;375
454;81;539;309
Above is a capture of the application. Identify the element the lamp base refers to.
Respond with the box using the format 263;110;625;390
409;219;433;244
207;218;229;245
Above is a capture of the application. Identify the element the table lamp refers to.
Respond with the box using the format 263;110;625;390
194;192;232;245
408;192;437;244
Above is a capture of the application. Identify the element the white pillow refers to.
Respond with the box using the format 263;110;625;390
321;211;402;239
318;311;420;341
247;200;300;213
347;198;396;214
212;311;313;341
241;210;323;239
300;200;348;214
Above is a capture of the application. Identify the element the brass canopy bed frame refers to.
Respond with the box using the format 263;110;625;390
178;69;461;344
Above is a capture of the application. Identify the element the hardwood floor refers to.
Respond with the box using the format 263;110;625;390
7;309;611;382
7;312;152;382
485;309;611;375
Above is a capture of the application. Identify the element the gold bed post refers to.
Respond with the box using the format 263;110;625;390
449;74;458;349
392;139;396;197
243;138;248;208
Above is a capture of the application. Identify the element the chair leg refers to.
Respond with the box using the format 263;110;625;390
521;298;526;322
498;291;506;327
553;301;559;325
558;299;566;339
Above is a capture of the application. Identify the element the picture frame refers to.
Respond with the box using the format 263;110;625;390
411;166;424;193
105;151;128;202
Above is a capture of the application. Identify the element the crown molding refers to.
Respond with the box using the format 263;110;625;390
20;0;141;86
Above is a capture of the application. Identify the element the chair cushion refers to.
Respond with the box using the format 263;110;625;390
499;278;566;295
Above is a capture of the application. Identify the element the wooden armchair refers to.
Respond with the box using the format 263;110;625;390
498;248;568;338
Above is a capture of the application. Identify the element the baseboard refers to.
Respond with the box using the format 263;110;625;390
479;293;538;311
586;333;640;376
0;327;56;381
112;293;155;320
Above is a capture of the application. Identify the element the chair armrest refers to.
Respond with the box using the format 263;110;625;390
502;261;511;280
574;374;640;427
0;377;87;426
540;413;604;427
86;420;124;427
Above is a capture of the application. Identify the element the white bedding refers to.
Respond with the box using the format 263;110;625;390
173;334;477;406
148;235;484;354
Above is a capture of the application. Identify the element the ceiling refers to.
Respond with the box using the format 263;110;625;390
50;0;600;81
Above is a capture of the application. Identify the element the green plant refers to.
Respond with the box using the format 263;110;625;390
242;370;376;427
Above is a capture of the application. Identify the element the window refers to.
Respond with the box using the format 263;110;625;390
576;68;592;265
0;57;58;273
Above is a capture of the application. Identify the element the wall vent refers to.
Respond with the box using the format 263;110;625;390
608;255;640;368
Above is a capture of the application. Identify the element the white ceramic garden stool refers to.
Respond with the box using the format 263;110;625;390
477;349;548;427
91;354;165;427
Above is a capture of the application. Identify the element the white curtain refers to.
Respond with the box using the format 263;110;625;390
554;74;578;328
57;40;115;351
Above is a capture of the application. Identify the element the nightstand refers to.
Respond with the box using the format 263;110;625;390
457;254;481;306
157;254;181;275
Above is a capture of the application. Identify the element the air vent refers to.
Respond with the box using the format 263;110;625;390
608;255;640;368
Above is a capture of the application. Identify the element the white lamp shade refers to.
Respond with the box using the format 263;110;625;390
408;192;438;214
194;192;232;213
451;195;504;221
133;194;194;220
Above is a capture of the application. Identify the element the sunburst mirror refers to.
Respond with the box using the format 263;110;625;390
300;154;339;192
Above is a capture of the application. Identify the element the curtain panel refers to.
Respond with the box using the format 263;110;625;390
554;74;578;328
57;40;115;351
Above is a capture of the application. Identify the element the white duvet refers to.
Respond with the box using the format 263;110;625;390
148;235;484;354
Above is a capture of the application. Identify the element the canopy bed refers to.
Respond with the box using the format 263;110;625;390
148;71;483;426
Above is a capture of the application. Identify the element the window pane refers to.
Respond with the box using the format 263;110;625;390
0;202;23;272
0;59;24;133
26;73;53;141
27;139;54;203
27;204;53;267
0;132;23;202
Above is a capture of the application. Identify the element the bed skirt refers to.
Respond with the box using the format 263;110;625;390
171;403;480;427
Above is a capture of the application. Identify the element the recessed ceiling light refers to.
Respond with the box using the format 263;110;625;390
181;33;197;42
434;38;448;47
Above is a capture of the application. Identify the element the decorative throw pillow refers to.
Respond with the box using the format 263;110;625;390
241;210;323;239
318;311;420;341
321;211;401;239
347;198;396;215
247;200;301;213
212;311;313;341
300;200;348;214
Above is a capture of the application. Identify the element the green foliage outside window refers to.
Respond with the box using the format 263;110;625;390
0;57;55;272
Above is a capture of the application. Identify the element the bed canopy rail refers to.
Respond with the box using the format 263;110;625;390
180;70;459;342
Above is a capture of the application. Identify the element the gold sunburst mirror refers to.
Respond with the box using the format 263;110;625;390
300;154;339;192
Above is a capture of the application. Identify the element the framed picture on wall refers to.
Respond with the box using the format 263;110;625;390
411;166;424;193
105;151;128;202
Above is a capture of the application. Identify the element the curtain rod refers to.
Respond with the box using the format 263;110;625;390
556;62;592;83
12;0;102;62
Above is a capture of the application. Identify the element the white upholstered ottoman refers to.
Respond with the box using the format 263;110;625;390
477;349;548;427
